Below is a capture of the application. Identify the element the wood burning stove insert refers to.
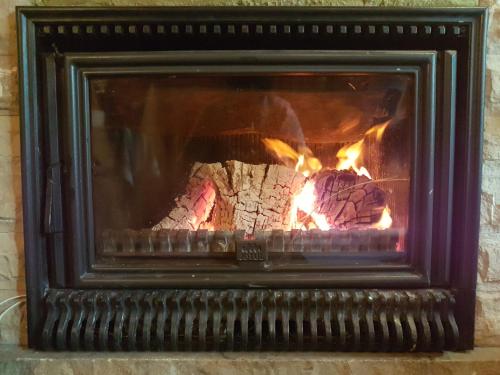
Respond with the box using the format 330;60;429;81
17;7;487;351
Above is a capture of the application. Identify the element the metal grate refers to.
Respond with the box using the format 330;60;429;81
99;229;401;255
41;289;459;352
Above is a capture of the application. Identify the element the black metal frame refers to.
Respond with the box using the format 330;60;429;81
64;50;434;288
16;7;487;351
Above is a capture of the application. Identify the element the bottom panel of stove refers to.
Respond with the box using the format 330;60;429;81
41;289;459;352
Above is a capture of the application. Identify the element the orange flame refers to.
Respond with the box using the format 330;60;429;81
335;139;372;179
335;120;390;179
372;205;393;230
365;121;390;142
262;138;322;177
263;119;392;232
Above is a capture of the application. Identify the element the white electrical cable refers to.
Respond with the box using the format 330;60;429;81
0;295;26;310
0;300;26;323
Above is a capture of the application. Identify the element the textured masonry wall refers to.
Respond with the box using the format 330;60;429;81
0;0;498;347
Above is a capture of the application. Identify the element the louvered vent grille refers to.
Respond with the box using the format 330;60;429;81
41;289;459;352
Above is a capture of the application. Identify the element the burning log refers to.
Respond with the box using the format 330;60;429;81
153;161;305;234
311;169;386;229
153;174;218;231
154;160;388;235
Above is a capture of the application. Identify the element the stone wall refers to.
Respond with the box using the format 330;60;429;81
0;0;30;346
0;0;498;348
475;0;500;348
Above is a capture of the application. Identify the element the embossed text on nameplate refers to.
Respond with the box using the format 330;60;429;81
236;241;266;262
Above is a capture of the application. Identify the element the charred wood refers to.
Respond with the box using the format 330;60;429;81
154;161;387;235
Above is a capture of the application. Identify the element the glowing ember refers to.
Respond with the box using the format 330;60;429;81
262;138;322;177
295;180;316;213
396;241;402;252
199;222;215;231
290;180;330;230
372;205;393;230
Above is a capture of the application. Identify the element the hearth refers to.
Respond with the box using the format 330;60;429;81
17;7;487;351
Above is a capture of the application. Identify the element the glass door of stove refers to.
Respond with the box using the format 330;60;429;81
89;71;413;268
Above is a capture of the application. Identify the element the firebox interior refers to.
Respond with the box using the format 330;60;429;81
90;72;413;259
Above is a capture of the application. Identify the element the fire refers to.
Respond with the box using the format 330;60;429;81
335;139;372;179
263;119;393;231
199;222;215;231
262;138;322;177
372;205;393;230
290;180;330;231
365;121;390;142
335;120;390;179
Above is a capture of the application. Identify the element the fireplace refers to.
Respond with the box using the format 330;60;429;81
17;7;487;351
93;57;412;259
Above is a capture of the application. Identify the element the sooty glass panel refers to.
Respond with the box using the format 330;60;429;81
90;73;413;261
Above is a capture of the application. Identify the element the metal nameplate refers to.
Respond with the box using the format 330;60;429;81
236;241;266;262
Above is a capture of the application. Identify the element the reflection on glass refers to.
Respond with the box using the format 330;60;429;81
90;73;413;260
